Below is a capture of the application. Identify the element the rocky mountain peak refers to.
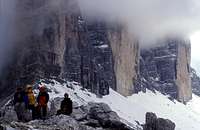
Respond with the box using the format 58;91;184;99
0;0;194;104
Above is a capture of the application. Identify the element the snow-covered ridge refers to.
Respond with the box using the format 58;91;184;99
43;80;200;130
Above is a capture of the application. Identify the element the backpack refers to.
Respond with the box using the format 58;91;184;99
38;95;47;106
27;92;36;105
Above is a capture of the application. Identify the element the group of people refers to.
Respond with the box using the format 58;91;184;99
13;84;73;122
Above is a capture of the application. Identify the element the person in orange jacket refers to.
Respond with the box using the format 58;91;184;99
37;85;49;120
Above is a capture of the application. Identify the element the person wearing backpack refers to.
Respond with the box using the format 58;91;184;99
37;85;49;120
13;87;26;122
26;85;37;120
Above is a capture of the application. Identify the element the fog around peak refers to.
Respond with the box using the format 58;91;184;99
1;0;200;72
78;0;200;43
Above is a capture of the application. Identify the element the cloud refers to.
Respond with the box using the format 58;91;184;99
0;0;76;73
77;0;200;43
190;31;200;75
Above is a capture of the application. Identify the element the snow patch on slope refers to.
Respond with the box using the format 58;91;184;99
44;80;200;130
128;92;200;130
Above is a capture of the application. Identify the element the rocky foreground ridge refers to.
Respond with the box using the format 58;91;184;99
0;80;176;130
0;103;175;130
0;102;136;130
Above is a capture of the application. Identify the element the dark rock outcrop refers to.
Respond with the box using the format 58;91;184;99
144;112;175;130
191;68;200;96
137;39;192;102
0;124;4;130
65;102;136;130
0;100;137;130
86;103;132;130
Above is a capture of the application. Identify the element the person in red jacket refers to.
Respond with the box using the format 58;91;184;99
37;85;49;120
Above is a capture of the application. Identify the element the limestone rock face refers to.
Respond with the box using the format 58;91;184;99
176;42;192;102
108;27;139;96
138;39;192;102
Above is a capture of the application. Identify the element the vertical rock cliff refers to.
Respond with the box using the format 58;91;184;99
0;0;193;103
108;26;139;96
139;39;192;102
176;42;192;102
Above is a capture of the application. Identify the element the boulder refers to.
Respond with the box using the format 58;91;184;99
156;118;176;130
86;102;134;130
144;112;175;130
0;124;4;130
145;112;157;130
1;106;18;122
71;107;87;121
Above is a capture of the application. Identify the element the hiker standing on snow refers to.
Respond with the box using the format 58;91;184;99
25;85;37;120
57;93;73;115
14;87;26;122
37;85;49;120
